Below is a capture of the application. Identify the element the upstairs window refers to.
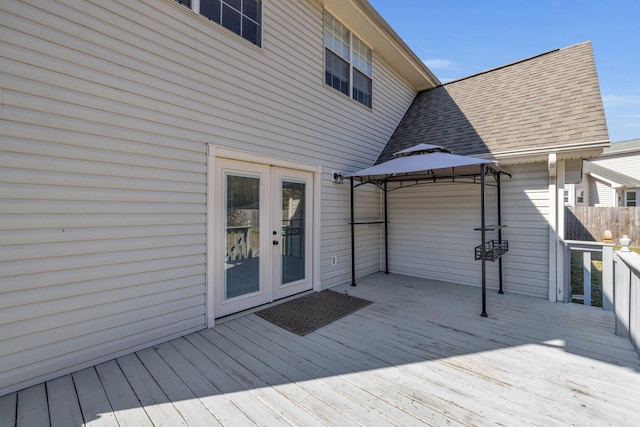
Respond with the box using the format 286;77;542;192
175;0;261;46
323;10;373;108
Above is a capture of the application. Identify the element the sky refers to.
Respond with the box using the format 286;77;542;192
368;0;640;143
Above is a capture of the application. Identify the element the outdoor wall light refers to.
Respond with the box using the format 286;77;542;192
332;171;344;184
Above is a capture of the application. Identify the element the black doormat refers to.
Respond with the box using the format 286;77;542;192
255;290;373;336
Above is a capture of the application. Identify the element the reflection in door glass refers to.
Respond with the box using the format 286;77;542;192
281;181;305;285
225;174;260;299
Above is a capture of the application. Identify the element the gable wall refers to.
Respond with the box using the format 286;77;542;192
0;0;417;395
385;162;550;299
588;177;618;206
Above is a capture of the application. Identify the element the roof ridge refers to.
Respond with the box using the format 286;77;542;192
605;138;640;154
441;50;558;86
438;41;591;87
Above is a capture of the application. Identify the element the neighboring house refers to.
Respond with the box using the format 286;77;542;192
566;139;640;206
0;0;609;396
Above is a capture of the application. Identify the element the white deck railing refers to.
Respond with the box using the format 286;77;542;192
563;240;614;310
614;250;640;356
563;240;640;357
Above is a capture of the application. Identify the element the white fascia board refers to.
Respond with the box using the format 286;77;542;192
475;139;611;166
588;172;623;188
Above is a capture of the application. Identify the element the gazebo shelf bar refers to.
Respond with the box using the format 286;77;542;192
349;221;388;224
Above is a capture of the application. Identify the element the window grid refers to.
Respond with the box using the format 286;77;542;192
175;0;261;46
352;35;372;77
324;10;373;108
626;190;637;207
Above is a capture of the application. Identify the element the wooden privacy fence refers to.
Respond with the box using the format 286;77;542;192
565;206;639;246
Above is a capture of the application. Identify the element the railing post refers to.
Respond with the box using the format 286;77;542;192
614;251;640;356
614;252;631;338
602;244;614;311
583;252;592;306
631;273;640;356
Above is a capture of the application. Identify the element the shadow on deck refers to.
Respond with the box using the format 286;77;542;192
3;272;640;426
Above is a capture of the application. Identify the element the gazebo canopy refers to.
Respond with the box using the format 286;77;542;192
347;144;504;185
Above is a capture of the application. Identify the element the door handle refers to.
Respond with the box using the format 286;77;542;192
273;240;279;245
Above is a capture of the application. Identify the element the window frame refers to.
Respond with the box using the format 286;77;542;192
175;0;262;47
625;190;638;207
323;10;373;108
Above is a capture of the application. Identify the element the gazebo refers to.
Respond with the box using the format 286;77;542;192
347;144;511;316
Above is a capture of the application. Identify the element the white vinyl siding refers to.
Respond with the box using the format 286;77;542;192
0;0;418;394
500;163;550;298
384;163;549;298
589;179;617;206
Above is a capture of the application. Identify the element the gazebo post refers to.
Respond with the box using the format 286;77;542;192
497;171;504;294
481;164;488;317
350;176;356;286
384;181;389;274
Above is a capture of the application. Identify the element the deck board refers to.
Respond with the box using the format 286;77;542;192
46;375;84;427
0;392;17;427
16;384;49;427
94;360;153;427
2;272;640;426
115;353;189;427
153;341;254;426
135;347;222;426
72;368;118;427
170;336;290;426
233;316;435;426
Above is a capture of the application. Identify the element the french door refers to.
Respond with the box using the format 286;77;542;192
213;159;314;317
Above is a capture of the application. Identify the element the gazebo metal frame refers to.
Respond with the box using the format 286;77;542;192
347;144;511;317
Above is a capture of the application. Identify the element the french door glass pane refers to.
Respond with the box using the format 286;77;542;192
281;181;306;285
225;174;260;299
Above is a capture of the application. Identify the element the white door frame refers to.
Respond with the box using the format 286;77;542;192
206;145;322;326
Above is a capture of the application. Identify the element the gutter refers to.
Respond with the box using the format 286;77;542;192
474;139;611;164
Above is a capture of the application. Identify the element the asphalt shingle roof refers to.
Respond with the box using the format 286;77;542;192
604;138;640;155
377;41;609;164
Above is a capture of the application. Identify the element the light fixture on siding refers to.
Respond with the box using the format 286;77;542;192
332;171;344;184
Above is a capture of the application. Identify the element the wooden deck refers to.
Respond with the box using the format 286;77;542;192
2;272;640;426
